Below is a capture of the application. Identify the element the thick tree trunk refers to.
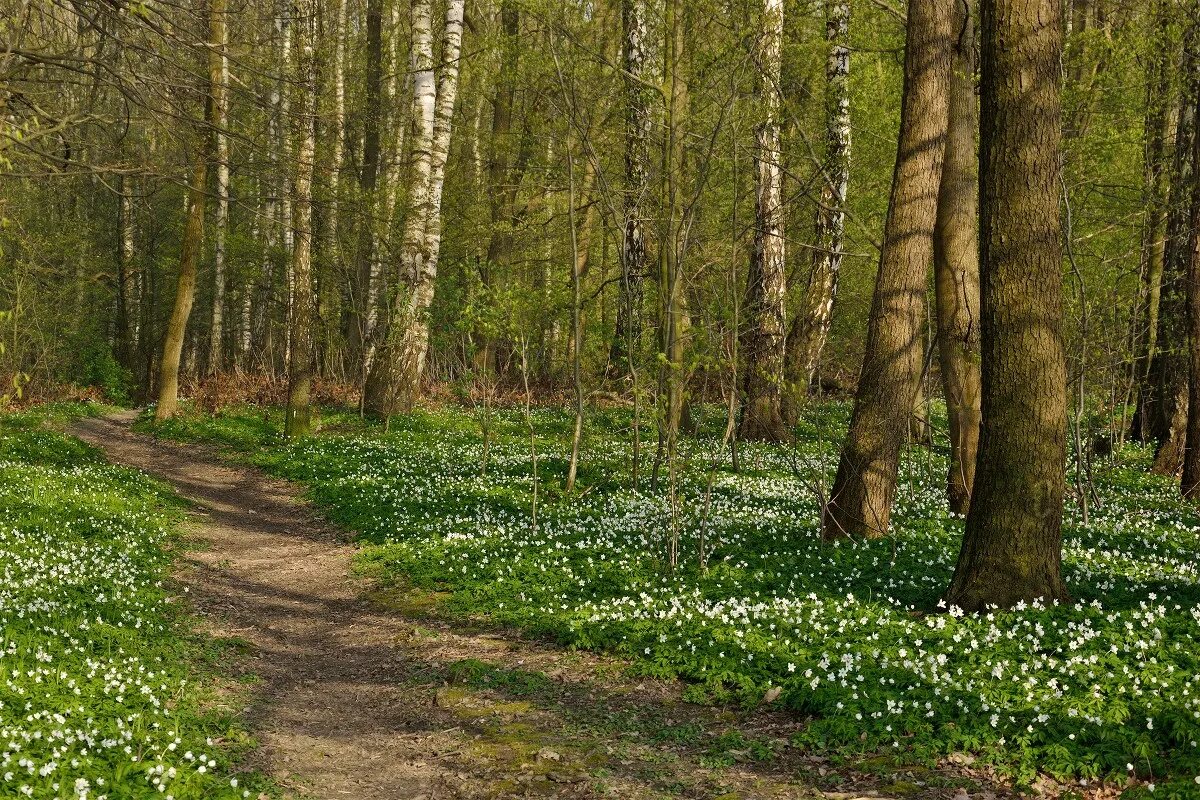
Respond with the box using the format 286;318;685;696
823;0;951;539
785;0;850;411
285;3;318;439
609;0;653;380
365;0;464;415
934;0;981;514
1149;21;1199;476
208;0;228;374
738;0;788;442
945;0;1069;611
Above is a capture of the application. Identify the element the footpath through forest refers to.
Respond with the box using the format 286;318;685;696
69;412;995;800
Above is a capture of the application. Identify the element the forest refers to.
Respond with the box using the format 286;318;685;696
2;0;1200;797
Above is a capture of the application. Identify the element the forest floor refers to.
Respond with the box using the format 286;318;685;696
68;410;1001;800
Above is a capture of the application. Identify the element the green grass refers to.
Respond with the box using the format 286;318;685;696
139;400;1200;796
0;404;268;798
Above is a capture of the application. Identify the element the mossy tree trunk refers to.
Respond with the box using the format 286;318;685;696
945;0;1070;612
934;0;982;514
823;0;951;539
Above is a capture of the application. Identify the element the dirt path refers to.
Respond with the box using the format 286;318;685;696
68;412;982;800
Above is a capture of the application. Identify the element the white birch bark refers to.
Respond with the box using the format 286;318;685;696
737;0;788;441
790;0;850;393
364;0;464;414
209;0;229;373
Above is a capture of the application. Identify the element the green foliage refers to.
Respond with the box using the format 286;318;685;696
0;409;267;798
145;401;1200;792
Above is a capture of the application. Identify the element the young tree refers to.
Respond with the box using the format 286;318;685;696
934;0;981;513
155;0;219;420
208;0;229;374
823;0;951;539
609;0;654;379
284;0;319;439
786;0;850;404
737;0;788;442
945;0;1069;611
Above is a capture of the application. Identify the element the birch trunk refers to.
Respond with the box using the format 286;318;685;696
286;2;318;438
934;0;982;514
115;176;136;370
1182;69;1200;497
208;0;228;374
824;0;951;539
738;0;788;442
364;0;464;415
609;0;653;379
786;0;850;407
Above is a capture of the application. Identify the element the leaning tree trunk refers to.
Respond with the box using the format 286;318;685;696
934;0;981;514
285;2;319;439
155;0;218;420
208;0;228;374
609;0;654;380
823;0;951;540
738;0;788;442
785;0;850;411
945;0;1070;612
1149;20;1199;476
365;0;464;415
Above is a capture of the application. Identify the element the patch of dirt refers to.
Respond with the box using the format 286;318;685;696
69;412;1010;800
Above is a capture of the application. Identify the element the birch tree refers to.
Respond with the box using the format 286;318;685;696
207;0;228;373
364;0;465;415
737;0;787;442
786;0;850;404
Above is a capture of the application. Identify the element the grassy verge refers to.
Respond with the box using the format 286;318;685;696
0;404;268;799
139;401;1200;795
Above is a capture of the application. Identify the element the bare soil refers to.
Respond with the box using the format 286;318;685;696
69;411;1006;800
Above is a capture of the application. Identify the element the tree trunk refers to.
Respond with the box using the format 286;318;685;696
1131;0;1175;443
934;0;982;514
609;0;653;380
155;0;217;420
738;0;788;442
945;0;1069;612
1149;20;1199;476
477;0;521;373
785;0;850;412
347;0;383;380
208;0;228;374
285;1;319;439
823;0;951;539
115;175;136;370
365;0;464;415
1183;87;1200;497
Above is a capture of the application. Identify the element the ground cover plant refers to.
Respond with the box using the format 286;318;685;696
0;405;263;799
142;401;1200;797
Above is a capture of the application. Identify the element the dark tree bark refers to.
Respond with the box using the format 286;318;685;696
823;0;951;539
945;0;1070;611
1179;15;1200;496
1131;0;1176;443
1149;19;1199;476
934;0;981;514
